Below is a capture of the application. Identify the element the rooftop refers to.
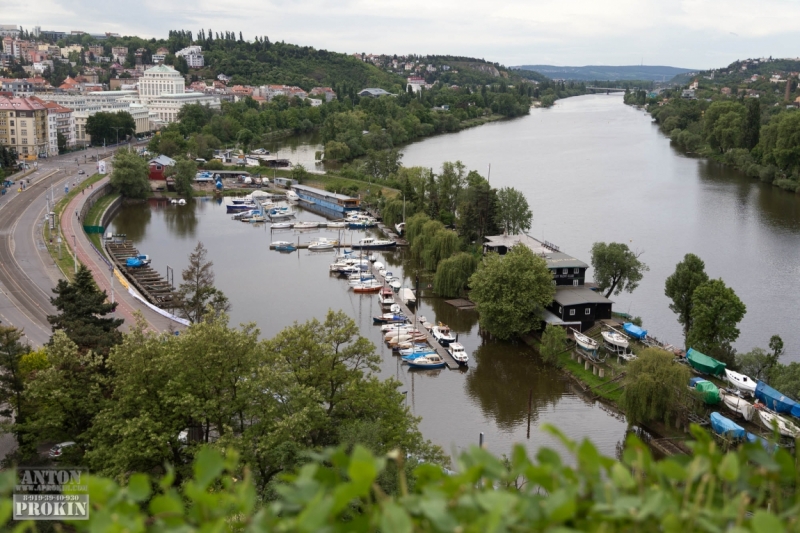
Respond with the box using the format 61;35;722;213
483;234;589;270
552;286;613;307
145;64;180;74
292;184;358;202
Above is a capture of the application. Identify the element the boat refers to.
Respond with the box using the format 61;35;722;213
232;209;261;220
271;240;293;248
709;412;746;440
248;215;267;223
385;329;421;341
422;321;433;330
389;280;402;290
689;377;720;405
725;369;757;395
601;330;629;350
285;190;300;203
378;269;388;278
432;323;456;346
177;198;187;205
294;221;320;230
381;323;410;333
389;333;427;347
348;221;377;229
395;222;405;236
754;381;800;417
398;288;416;306
399;344;432;356
379;287;395;305
686;348;727;377
373;313;407;324
405;354;447;370
227;202;257;213
275;244;296;253
755;406;800;438
373;261;385;270
309;238;337;251
418;316;427;323
368;253;377;262
571;329;598;352
719;389;755;421
353;280;383;293
402;351;437;361
622;322;647;340
268;206;295;219
271;222;294;229
447;342;469;366
348;274;376;286
389;303;402;314
351;237;397;249
326;221;346;228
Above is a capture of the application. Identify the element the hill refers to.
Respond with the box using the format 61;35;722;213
513;65;697;81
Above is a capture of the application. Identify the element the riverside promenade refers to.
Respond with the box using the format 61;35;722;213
61;175;184;333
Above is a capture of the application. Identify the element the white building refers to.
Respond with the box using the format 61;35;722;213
175;45;204;68
147;92;220;123
0;25;20;38
138;64;186;105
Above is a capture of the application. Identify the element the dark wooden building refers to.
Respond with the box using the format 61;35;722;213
548;287;613;331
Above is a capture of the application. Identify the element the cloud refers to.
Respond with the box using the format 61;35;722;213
6;0;799;68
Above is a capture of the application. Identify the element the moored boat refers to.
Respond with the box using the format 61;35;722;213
294;221;320;230
308;238;337;251
326;221;346;228
285;190;300;203
368;253;377;262
399;344;432;356
405;354;447;370
447;342;469;366
432;323;456;346
275;244;296;252
754;381;800;416
271;222;294;229
622;322;647;340
373;313;407;324
401;351;437;361
353;281;383;293
725;369;757;395
686;348;727;377
271;240;293;248
389;280;402;290
755;406;800;438
395;222;405;235
351;237;397;249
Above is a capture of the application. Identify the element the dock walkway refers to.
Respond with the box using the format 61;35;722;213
366;262;460;370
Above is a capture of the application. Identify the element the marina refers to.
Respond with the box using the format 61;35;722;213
105;240;178;308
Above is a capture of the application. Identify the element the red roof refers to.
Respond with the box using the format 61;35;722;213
0;96;47;111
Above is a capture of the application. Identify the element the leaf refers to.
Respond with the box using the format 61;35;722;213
541;489;576;523
750;510;784;533
380;502;413;533
347;445;381;490
127;473;152;502
611;463;636;490
193;446;225;489
717;453;740;482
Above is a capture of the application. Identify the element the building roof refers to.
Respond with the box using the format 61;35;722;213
0;95;47;111
292;184;358;202
145;64;180;74
552;286;613;307
149;155;176;166
359;88;393;97
483;234;589;270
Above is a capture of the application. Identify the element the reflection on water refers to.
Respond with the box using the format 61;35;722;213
112;201;151;242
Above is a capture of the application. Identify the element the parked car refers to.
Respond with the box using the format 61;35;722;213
48;441;76;459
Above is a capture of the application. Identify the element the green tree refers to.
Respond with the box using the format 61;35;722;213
324;140;350;161
433;252;478;298
85;111;135;146
110;147;150;199
743;97;760;150
290;163;309;183
664;253;709;340
539;324;567;367
736;348;777;383
0;325;32;450
590;242;650;298
496;186;532;234
57;132;68;154
620;348;692;426
770;362;800;401
703;101;746;153
47;264;124;358
686;279;746;368
469;244;555;340
458;171;498;243
173;158;196;199
176;241;231;324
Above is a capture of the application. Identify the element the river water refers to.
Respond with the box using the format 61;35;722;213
110;93;800;462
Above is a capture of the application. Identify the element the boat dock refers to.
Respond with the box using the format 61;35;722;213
106;241;178;308
366;262;461;370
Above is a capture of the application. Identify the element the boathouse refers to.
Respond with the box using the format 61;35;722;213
483;233;613;330
292;184;360;213
148;155;175;181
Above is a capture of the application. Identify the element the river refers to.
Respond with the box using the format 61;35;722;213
109;93;800;462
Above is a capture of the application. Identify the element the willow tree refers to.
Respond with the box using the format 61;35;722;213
381;198;405;229
411;219;445;262
620;348;691;426
423;229;459;271
433;252;477;298
405;212;431;244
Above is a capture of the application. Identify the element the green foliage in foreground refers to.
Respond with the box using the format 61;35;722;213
3;425;797;532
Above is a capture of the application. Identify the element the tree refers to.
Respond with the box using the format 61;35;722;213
85;111;135;146
0;325;32;450
590;242;649;298
469;244;555;340
173;158;196;199
539;324;567;367
47;264;123;359
664;253;709;340
458;171;498;243
686;279;746;368
769;362;800;401
620;348;692;426
496;187;532;234
433;252;478;298
110;147;150;199
736;348;777;383
743;97;760;150
290;163;309;183
57;132;68;154
176;242;230;323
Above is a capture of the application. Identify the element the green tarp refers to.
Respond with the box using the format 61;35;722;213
686;348;726;377
695;380;720;405
83;226;105;234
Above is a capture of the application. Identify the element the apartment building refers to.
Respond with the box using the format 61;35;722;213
175;45;204;68
0;96;49;157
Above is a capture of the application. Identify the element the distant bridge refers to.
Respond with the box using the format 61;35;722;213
585;87;627;93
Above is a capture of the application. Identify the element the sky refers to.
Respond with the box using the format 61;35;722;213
7;0;800;70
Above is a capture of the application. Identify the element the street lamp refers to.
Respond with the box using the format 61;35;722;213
111;126;123;149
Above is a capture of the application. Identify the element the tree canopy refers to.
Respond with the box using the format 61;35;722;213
620;348;692;426
590;242;649;298
469;244;555;340
496;187;532;235
85;111;136;146
110;148;150;199
664;253;709;340
686;278;746;368
175;241;230;324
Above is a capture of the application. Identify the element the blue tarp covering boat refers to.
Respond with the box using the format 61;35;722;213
755;381;798;416
126;257;144;267
689;377;707;387
710;412;745;440
622;322;647;340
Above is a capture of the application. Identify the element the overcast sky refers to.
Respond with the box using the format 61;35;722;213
7;0;798;69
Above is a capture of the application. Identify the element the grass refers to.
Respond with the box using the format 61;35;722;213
84;192;120;254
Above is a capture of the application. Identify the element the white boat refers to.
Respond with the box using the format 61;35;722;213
756;407;800;438
418;316;427;323
378;269;388;278
373;261;385;270
368;253;377;262
601;330;629;350
177;198;187;205
271;240;293;247
447;342;469;365
326;221;346;228
389;280;402;290
380;294;395;306
271;222;294;229
405;354;446;370
725;369;757;395
285;190;300;203
389;303;401;314
268;206;295;219
308;238;337;251
432;323;456;346
389;333;426;347
422;321;433;330
351;237;397;249
381;323;410;333
385;329;421;341
572;329;598;352
720;390;755;421
294;221;320;230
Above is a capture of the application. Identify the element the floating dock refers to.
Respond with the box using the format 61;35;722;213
366;262;461;370
106;241;178;308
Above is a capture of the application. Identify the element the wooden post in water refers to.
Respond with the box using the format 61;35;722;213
527;389;532;439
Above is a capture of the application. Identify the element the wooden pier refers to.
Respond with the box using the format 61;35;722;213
106;241;179;308
366;262;461;370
